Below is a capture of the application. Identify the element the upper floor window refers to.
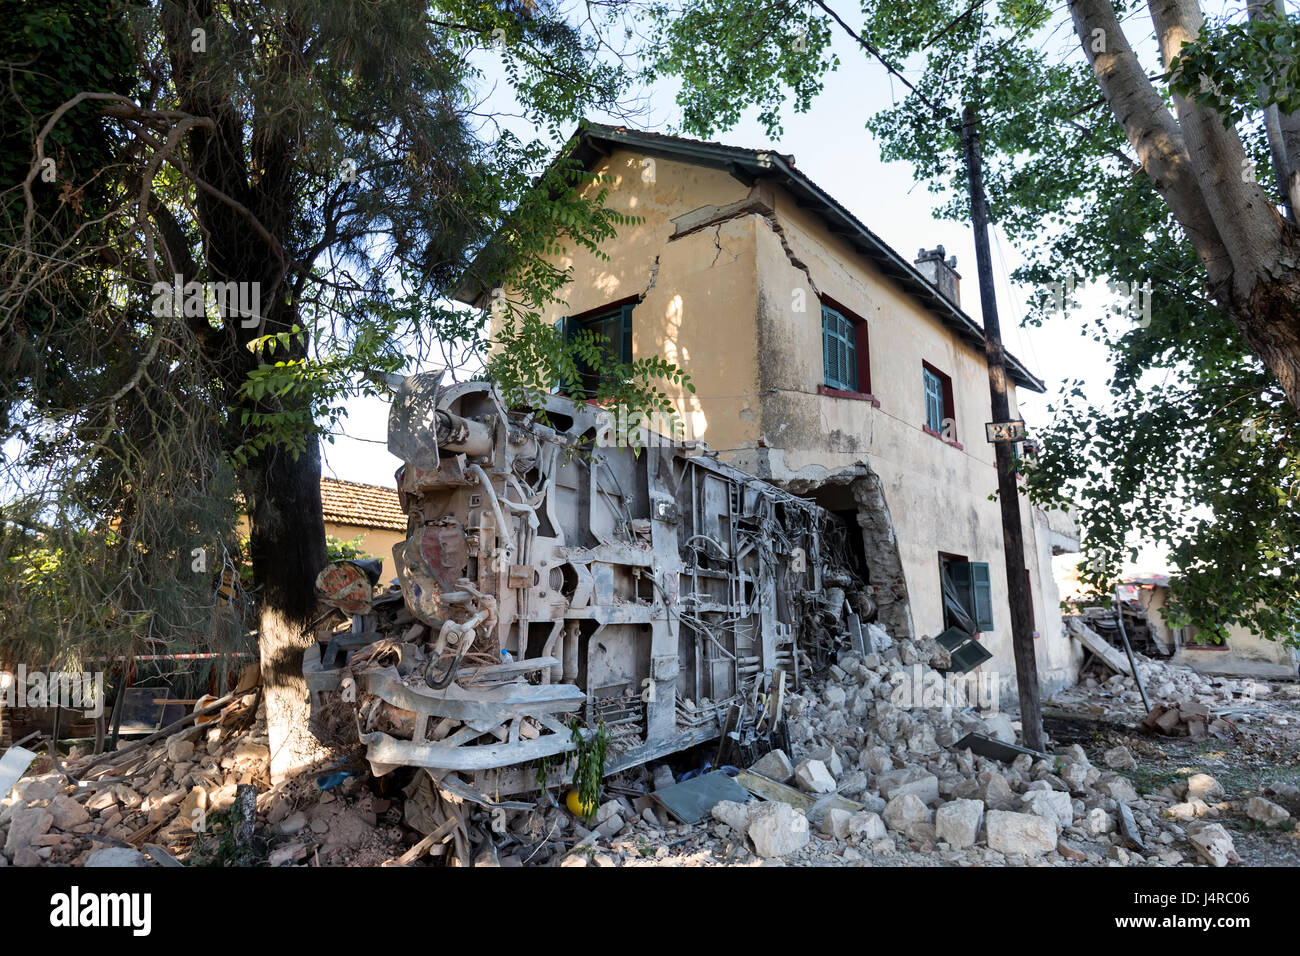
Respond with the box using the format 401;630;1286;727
922;362;955;439
822;302;869;394
557;301;634;396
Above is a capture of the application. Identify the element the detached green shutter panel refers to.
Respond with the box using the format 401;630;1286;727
971;562;994;631
948;561;973;625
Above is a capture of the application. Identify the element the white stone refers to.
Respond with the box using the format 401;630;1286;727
882;793;932;836
935;799;984;849
1097;775;1139;802
1103;746;1137;770
166;737;195;762
985;810;1057;857
980;772;1019;810
710;799;751;837
3;806;52;859
1245;797;1289;826
807;745;844;778
818;807;853;840
750;749;794;783
233;740;270;764
1188;823;1240;867
85;847;150;867
793;759;836;794
1185;773;1223;802
746;801;810;858
1021;790;1073;828
1059;760;1091;792
859;746;894;775
47;795;89;831
1086;807;1116;835
877;767;939;804
847;811;887;843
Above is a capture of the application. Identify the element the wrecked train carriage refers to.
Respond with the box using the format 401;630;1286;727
307;375;866;796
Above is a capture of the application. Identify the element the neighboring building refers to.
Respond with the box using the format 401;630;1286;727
238;478;406;577
318;478;407;571
1121;575;1299;679
458;124;1080;698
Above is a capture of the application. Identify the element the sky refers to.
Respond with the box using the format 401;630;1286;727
318;8;1164;568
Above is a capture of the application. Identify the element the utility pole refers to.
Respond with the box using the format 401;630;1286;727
961;103;1044;752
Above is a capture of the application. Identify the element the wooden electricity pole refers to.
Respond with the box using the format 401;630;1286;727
961;103;1045;752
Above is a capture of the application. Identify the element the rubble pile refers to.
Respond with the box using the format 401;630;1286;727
0;688;407;868
559;632;1298;868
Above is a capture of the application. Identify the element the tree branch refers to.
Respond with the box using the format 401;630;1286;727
1067;0;1231;283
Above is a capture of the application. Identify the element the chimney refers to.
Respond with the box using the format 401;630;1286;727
914;245;961;308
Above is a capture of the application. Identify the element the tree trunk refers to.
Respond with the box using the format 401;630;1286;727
247;438;329;784
1233;273;1300;404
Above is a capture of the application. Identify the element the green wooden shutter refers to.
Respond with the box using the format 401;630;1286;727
618;303;634;363
822;306;857;391
948;561;994;632
948;561;973;625
924;368;944;431
971;561;994;631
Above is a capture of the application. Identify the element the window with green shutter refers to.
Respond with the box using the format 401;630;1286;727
558;302;635;396
822;305;858;392
946;558;994;632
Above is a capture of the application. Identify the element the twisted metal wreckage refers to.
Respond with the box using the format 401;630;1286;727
306;372;875;805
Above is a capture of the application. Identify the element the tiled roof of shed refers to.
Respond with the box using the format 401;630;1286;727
320;478;406;532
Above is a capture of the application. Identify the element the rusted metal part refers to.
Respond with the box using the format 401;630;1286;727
315;561;377;616
308;374;866;792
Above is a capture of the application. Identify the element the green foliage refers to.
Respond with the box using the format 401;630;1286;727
325;535;371;562
190;803;262;868
568;718;609;816
1169;12;1300;126
644;0;838;137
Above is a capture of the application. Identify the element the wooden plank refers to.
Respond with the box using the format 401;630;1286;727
734;769;862;819
394;818;456;866
1066;618;1131;676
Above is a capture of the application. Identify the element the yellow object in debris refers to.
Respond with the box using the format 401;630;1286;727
566;789;595;818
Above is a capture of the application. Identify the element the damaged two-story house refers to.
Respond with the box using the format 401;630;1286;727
457;124;1081;700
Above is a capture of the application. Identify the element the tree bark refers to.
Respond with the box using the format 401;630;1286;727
246;438;329;783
